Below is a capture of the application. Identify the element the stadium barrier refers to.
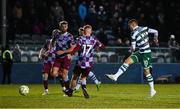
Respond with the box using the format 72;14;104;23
6;34;179;63
8;44;179;63
0;63;180;84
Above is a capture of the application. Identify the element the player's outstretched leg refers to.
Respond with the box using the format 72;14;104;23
105;63;129;81
105;56;133;81
88;71;101;91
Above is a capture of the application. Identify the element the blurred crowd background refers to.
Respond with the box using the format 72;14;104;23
1;0;179;45
0;0;180;63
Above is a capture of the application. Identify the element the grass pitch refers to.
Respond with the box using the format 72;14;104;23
0;84;180;108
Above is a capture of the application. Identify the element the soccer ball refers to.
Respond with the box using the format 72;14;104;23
19;85;29;96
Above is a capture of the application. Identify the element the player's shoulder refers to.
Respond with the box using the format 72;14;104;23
131;29;139;38
77;35;84;42
93;36;102;45
143;26;148;29
45;39;51;44
132;26;147;34
79;35;84;39
93;36;99;41
139;26;149;31
91;35;96;38
67;32;73;37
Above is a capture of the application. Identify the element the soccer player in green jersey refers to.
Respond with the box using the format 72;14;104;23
106;19;158;98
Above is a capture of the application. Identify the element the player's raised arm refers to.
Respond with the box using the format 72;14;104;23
148;28;159;44
95;37;106;49
148;28;158;38
71;35;83;55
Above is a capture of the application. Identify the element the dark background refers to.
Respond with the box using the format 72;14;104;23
1;0;180;46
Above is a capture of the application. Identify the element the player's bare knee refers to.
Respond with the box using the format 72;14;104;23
62;73;68;81
124;57;132;65
81;76;86;81
52;70;58;77
63;69;68;75
72;74;78;80
42;74;48;80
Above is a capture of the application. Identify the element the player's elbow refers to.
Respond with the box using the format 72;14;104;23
154;30;158;37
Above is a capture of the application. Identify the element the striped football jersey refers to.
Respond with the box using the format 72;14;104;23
131;26;151;53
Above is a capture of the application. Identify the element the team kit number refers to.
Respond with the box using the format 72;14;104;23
82;44;93;56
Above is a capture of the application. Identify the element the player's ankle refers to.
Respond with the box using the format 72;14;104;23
114;74;118;79
150;88;155;92
95;80;99;84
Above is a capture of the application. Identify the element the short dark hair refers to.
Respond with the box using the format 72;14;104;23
128;19;138;25
59;20;68;27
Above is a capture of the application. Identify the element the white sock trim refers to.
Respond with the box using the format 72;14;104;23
123;63;129;67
